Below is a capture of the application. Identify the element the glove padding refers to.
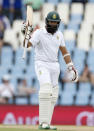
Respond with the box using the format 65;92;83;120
22;21;33;48
67;63;78;82
21;21;33;34
21;22;27;34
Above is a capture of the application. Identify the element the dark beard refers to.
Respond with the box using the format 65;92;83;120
46;25;58;34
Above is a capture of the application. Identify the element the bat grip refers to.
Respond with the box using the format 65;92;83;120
22;39;28;59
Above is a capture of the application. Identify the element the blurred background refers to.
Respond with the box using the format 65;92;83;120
0;0;94;126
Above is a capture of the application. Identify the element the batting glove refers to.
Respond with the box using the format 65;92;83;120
21;21;27;34
67;62;78;82
25;25;33;40
21;21;33;34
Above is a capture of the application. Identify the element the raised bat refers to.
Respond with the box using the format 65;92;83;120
22;5;33;59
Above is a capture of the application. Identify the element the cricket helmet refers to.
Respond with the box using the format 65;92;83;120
45;11;61;34
46;11;61;23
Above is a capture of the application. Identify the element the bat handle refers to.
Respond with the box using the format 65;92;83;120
22;39;28;59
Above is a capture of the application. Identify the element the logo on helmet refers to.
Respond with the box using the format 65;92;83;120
52;14;56;19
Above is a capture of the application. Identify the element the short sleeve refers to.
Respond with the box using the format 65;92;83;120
29;29;40;47
60;32;65;47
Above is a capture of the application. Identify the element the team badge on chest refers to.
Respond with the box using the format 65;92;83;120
56;35;59;40
39;70;42;75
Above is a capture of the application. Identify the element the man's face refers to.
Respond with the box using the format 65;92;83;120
48;21;58;27
46;20;59;34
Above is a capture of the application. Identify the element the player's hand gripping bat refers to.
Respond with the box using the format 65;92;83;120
22;5;33;59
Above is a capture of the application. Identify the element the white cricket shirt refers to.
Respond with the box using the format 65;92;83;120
29;28;65;62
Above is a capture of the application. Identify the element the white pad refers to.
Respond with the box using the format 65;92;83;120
39;83;52;125
49;85;59;124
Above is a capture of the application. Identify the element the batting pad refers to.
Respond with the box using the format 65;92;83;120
49;85;59;124
39;84;52;125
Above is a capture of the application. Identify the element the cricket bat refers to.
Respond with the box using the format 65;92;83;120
22;5;33;59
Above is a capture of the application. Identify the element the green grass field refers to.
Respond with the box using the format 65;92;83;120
0;125;94;131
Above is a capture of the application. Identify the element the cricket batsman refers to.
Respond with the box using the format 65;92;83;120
21;11;78;130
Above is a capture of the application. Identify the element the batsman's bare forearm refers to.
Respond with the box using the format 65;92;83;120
23;40;32;48
60;46;78;82
59;46;72;64
27;41;32;48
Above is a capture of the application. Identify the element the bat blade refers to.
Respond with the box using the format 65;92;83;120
22;5;33;59
26;5;33;26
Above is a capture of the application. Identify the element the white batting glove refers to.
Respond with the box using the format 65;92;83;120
25;25;33;40
21;21;27;34
21;21;33;34
67;62;78;82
